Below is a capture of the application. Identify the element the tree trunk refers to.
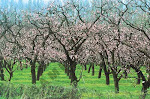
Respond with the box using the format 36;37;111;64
100;53;110;85
124;70;128;79
37;65;43;81
69;62;77;87
88;64;92;73
20;61;23;70
84;64;87;70
103;62;110;85
92;64;94;76
105;73;110;85
141;82;148;99
113;72;119;93
137;72;141;84
141;73;150;99
37;61;45;81
0;69;4;81
114;78;119;93
9;72;13;81
31;64;36;84
98;67;102;78
130;64;149;99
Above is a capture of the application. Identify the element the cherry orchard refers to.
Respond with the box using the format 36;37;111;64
0;0;150;98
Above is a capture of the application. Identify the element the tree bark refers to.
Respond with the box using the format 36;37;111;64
112;72;119;93
100;53;110;85
20;61;23;70
88;64;92;73
31;64;36;84
105;72;110;85
37;65;43;81
69;61;77;87
124;70;128;79
137;72;141;84
8;65;13;81
37;61;45;81
141;82;148;99
9;72;13;81
84;64;87;70
92;63;94;76
0;69;4;81
130;64;148;99
98;67;102;78
103;61;110;85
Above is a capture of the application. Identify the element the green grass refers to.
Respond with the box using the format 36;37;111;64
1;62;150;99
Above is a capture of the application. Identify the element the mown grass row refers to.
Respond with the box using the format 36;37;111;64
1;63;150;98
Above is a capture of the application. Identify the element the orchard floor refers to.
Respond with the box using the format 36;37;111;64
1;62;150;99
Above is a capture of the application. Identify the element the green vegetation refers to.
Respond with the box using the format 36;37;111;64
1;63;150;99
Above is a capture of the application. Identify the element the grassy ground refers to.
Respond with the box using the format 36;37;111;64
1;62;150;99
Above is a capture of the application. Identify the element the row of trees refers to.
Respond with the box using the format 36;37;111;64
0;0;150;98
